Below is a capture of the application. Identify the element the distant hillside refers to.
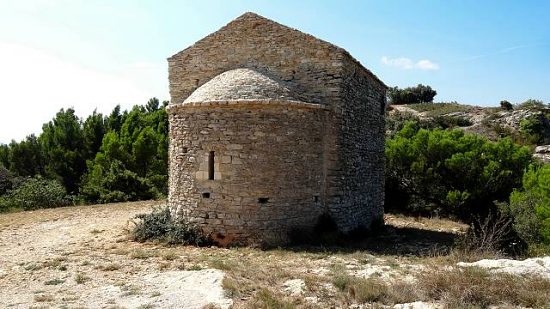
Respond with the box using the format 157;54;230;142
387;102;550;162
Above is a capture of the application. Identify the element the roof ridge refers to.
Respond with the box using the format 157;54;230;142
169;11;387;89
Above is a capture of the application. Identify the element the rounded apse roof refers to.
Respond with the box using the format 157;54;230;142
183;68;300;104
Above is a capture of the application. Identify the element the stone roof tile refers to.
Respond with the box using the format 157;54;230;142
183;68;302;104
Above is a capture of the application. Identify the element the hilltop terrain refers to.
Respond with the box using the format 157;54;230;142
388;102;550;162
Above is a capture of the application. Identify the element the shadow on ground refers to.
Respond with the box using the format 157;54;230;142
284;225;459;257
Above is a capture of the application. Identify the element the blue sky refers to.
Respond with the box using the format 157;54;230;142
0;0;549;143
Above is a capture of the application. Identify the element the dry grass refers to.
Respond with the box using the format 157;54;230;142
74;272;90;284
330;266;416;305
407;102;472;116
44;279;65;286
34;294;54;302
98;263;121;271
418;267;550;308
248;288;297;309
3;200;549;308
129;248;156;259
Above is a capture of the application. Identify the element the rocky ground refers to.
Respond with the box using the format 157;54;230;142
0;202;548;308
0;201;232;309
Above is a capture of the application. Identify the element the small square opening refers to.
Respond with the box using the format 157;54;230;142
258;197;269;204
202;192;211;199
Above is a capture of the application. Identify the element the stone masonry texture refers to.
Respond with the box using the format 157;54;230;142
167;12;387;245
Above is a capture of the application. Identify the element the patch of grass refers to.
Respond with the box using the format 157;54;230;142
527;243;550;257
24;263;43;271
158;262;170;270
222;276;242;298
250;288;296;309
75;272;90;284
209;257;237;271
34;294;54;302
187;265;203;271
44;278;65;285
99;263;121;271
176;262;186;270
419;267;550;308
43;257;67;268
129;248;155;259
111;248;130;255
161;250;178;261
408;102;471;116
90;228;104;234
330;266;417;304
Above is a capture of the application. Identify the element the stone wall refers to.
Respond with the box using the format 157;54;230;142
170;12;355;106
168;101;327;245
325;55;386;231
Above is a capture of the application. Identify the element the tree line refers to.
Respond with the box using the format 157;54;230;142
0;98;168;210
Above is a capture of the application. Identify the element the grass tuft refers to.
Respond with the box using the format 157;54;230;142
44;279;65;286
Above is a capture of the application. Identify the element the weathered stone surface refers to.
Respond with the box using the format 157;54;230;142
167;12;386;245
534;145;550;163
184;68;298;103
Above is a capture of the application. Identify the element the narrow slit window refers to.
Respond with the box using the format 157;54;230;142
208;151;215;180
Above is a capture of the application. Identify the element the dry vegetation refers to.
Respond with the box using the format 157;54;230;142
0;201;548;308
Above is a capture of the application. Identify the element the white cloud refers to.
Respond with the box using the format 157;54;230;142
415;59;440;70
381;56;439;70
0;42;169;143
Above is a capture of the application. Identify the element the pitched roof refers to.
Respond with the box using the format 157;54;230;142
169;12;387;89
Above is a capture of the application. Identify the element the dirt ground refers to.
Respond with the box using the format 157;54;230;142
0;201;476;309
0;201;232;309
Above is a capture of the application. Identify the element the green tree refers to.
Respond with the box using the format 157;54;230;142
0;144;9;168
385;122;532;220
81;99;169;203
8;135;45;177
82;110;106;161
388;84;437;105
40;108;85;194
106;105;124;133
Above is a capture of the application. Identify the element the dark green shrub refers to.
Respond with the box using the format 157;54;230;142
503;164;550;245
432;115;472;128
131;207;212;246
500;100;514;111
519;115;545;145
0;177;69;211
385;123;532;220
516;99;546;110
81;158;159;203
0;165;12;195
388;84;437;105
